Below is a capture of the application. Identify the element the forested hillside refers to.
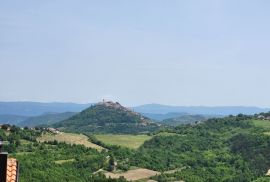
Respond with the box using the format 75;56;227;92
129;115;270;181
84;113;270;181
0;125;126;182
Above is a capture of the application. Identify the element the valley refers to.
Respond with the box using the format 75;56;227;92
2;1;269;181
1;101;270;182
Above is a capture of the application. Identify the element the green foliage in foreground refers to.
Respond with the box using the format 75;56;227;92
0;125;127;182
16;143;106;182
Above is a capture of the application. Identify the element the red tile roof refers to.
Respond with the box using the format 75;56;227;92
6;158;18;182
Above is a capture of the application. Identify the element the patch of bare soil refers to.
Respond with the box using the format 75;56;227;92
105;168;160;181
266;169;270;176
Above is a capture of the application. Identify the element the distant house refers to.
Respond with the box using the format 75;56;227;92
258;115;265;120
47;128;60;134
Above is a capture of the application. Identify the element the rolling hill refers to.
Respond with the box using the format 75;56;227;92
0;102;91;116
161;114;221;126
18;112;77;127
53;101;159;134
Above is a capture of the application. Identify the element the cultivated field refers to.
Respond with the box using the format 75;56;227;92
37;132;103;151
251;119;270;130
104;168;160;181
94;134;152;149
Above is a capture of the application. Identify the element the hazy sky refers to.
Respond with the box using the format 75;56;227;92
1;0;270;107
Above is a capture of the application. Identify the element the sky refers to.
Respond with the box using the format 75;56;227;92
0;0;270;107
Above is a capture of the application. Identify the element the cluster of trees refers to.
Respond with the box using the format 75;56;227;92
230;133;270;177
16;141;128;182
256;111;270;117
0;125;41;153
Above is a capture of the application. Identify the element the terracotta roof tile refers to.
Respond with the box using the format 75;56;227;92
6;158;18;182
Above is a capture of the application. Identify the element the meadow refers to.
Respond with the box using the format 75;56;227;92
94;134;152;149
251;119;270;130
37;132;103;151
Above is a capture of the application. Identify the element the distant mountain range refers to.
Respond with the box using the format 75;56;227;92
0;102;92;116
18;112;77;127
140;112;189;121
1;102;269;116
0;112;77;127
0;114;28;125
133;104;270;115
161;114;221;126
0;102;269;126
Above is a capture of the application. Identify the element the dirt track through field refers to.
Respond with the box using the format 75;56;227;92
105;168;160;181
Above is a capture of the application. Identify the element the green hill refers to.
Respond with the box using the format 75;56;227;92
161;114;221;126
19;112;77;127
53;101;159;134
0;114;28;125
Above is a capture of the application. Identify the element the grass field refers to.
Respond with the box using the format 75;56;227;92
251;119;270;130
37;132;104;151
94;134;152;149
